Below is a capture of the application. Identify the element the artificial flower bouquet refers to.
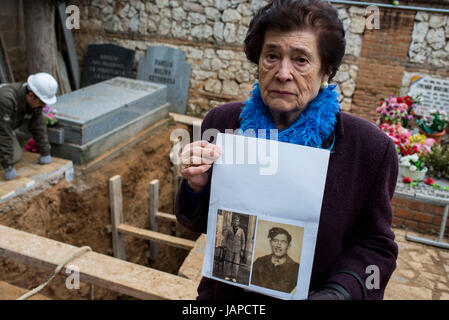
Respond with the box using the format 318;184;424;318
399;153;428;181
416;109;448;134
378;123;434;156
376;95;415;127
43;105;58;127
23;138;39;153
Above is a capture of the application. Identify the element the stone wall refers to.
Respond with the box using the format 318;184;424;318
71;0;388;117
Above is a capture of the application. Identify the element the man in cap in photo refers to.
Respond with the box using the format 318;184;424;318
0;72;58;180
222;214;246;283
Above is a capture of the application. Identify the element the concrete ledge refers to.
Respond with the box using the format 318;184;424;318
0;152;73;206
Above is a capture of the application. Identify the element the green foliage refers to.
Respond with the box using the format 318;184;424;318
422;144;449;180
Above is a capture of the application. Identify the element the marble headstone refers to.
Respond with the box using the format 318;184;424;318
409;75;449;114
81;44;135;87
137;46;191;114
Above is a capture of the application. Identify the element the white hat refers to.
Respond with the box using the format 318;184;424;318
27;73;58;105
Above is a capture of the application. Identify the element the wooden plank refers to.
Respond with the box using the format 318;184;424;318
148;180;159;260
57;51;72;94
0;33;14;83
169;112;203;126
0;281;51;300
117;224;195;250
57;2;80;89
109;175;126;261
0;225;197;300
156;211;178;224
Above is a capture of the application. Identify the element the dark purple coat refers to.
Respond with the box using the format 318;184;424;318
175;102;399;300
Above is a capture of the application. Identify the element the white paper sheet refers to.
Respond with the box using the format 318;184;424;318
202;133;330;300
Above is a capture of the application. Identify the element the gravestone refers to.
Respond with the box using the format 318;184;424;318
409;75;449;115
81;44;135;87
49;77;169;164
137;46;191;114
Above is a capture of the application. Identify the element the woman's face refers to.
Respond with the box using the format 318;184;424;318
258;28;328;122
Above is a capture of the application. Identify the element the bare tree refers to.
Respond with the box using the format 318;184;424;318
23;0;57;76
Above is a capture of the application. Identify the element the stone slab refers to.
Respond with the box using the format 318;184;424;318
50;102;170;164
53;77;167;145
0;152;73;206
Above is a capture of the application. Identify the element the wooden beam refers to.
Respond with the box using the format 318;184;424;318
117;224;195;250
169;112;203;127
109;175;126;261
0;225;197;300
156;211;179;224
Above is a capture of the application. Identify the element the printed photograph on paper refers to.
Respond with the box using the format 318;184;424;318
212;209;257;286
250;219;304;294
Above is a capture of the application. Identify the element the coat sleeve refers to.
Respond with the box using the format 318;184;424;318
0;92;16;167
28;108;51;156
324;138;399;300
174;107;217;233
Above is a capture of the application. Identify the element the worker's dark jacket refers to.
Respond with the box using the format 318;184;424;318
0;82;50;167
175;102;399;300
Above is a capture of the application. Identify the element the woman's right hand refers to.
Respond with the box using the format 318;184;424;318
180;140;221;192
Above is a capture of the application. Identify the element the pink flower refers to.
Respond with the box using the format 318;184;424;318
424;138;435;147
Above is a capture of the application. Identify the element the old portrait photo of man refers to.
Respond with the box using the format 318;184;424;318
212;209;256;285
251;221;303;293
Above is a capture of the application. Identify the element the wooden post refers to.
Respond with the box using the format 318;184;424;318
171;137;182;237
193;120;202;142
109;175;126;261
148;179;159;261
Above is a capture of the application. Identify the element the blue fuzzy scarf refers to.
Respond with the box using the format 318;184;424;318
238;82;341;148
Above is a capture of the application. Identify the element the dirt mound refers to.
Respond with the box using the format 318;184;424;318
0;121;199;300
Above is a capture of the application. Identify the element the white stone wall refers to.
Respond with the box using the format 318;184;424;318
409;12;449;67
77;1;448;116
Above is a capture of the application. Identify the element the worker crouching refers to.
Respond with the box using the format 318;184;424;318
0;72;58;180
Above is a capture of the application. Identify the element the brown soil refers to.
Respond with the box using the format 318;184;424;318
0;120;199;300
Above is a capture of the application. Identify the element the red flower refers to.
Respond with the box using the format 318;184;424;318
397;97;403;103
402;177;412;183
424;178;435;185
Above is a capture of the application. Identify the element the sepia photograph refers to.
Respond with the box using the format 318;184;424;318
212;209;257;286
250;220;304;294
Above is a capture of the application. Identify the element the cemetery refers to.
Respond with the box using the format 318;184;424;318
0;0;448;302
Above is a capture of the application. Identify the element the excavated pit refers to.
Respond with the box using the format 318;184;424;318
0;120;199;300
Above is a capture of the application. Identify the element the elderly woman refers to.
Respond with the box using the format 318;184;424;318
175;0;398;300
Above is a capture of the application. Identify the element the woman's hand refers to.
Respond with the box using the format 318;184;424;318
180;140;221;192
